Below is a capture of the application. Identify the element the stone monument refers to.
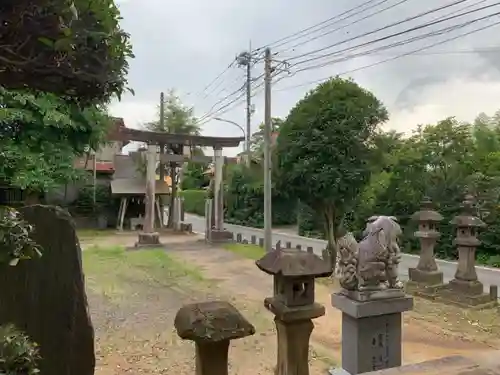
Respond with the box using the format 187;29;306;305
332;215;413;375
433;195;498;309
256;247;332;375
406;197;444;295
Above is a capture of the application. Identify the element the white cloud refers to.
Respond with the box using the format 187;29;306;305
386;79;500;134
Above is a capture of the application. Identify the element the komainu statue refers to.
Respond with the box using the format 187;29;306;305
338;215;404;294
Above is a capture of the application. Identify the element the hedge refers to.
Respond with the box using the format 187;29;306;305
180;189;207;216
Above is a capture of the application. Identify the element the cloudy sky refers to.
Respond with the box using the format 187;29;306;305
109;0;500;156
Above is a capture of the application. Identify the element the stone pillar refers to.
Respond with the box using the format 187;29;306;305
407;197;444;292
256;249;332;375
213;147;224;231
205;199;213;242
207;147;232;243
449;195;485;294
174;301;255;375
331;293;413;375
172;197;183;231
136;144;160;247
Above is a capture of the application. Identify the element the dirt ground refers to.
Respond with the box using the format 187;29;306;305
80;232;500;375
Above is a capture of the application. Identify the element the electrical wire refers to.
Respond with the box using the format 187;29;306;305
271;0;403;53
190;59;236;99
289;1;500;67
276;0;413;56
196;69;286;126
253;0;383;52
286;0;494;65
273;18;500;92
293;13;496;74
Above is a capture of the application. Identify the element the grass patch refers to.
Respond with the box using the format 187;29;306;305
77;228;116;239
223;243;265;260
83;246;205;299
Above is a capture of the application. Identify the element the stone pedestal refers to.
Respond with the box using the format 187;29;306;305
265;298;325;375
207;229;233;244
135;232;161;248
331;292;413;375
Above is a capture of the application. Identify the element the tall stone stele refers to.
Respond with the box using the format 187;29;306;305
332;216;413;375
407;197;444;292
256;248;332;375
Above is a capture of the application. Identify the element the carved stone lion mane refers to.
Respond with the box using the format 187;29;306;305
338;215;403;291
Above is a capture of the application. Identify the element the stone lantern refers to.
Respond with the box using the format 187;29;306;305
448;194;486;296
256;248;332;375
407;197;444;290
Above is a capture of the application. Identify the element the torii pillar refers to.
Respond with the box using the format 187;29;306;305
208;146;233;243
135;143;161;247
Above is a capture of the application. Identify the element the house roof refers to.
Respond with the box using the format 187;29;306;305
73;159;114;173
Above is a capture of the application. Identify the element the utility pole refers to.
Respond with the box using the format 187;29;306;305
237;43;252;167
158;92;166;227
263;47;272;252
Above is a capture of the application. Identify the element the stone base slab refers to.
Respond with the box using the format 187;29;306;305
330;350;500;375
430;282;497;310
134;232;161;248
405;281;445;299
332;292;413;319
408;268;443;286
207;229;233;244
448;278;484;295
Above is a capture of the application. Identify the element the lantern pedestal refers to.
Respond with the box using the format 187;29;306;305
432;279;497;309
330;292;413;375
406;268;444;297
265;297;325;375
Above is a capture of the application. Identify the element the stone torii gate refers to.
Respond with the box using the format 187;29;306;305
115;127;243;247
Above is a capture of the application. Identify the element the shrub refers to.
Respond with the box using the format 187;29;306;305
181;190;207;216
297;202;324;239
0;324;40;375
225;165;296;228
0;207;42;266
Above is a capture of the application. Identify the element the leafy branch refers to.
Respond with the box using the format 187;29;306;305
0;207;42;266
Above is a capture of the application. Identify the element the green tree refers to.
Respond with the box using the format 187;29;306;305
145;90;200;227
0;87;111;199
276;77;388;267
1;0;133;104
249;117;284;159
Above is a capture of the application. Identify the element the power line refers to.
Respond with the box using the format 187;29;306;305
289;1;500;67
253;0;384;51
273;18;500;92
191;59;236;99
275;0;413;56
196;75;264;124
293;13;494;74
196;69;286;126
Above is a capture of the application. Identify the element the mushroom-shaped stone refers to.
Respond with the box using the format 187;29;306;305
174;301;255;375
174;300;255;342
256;249;332;307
